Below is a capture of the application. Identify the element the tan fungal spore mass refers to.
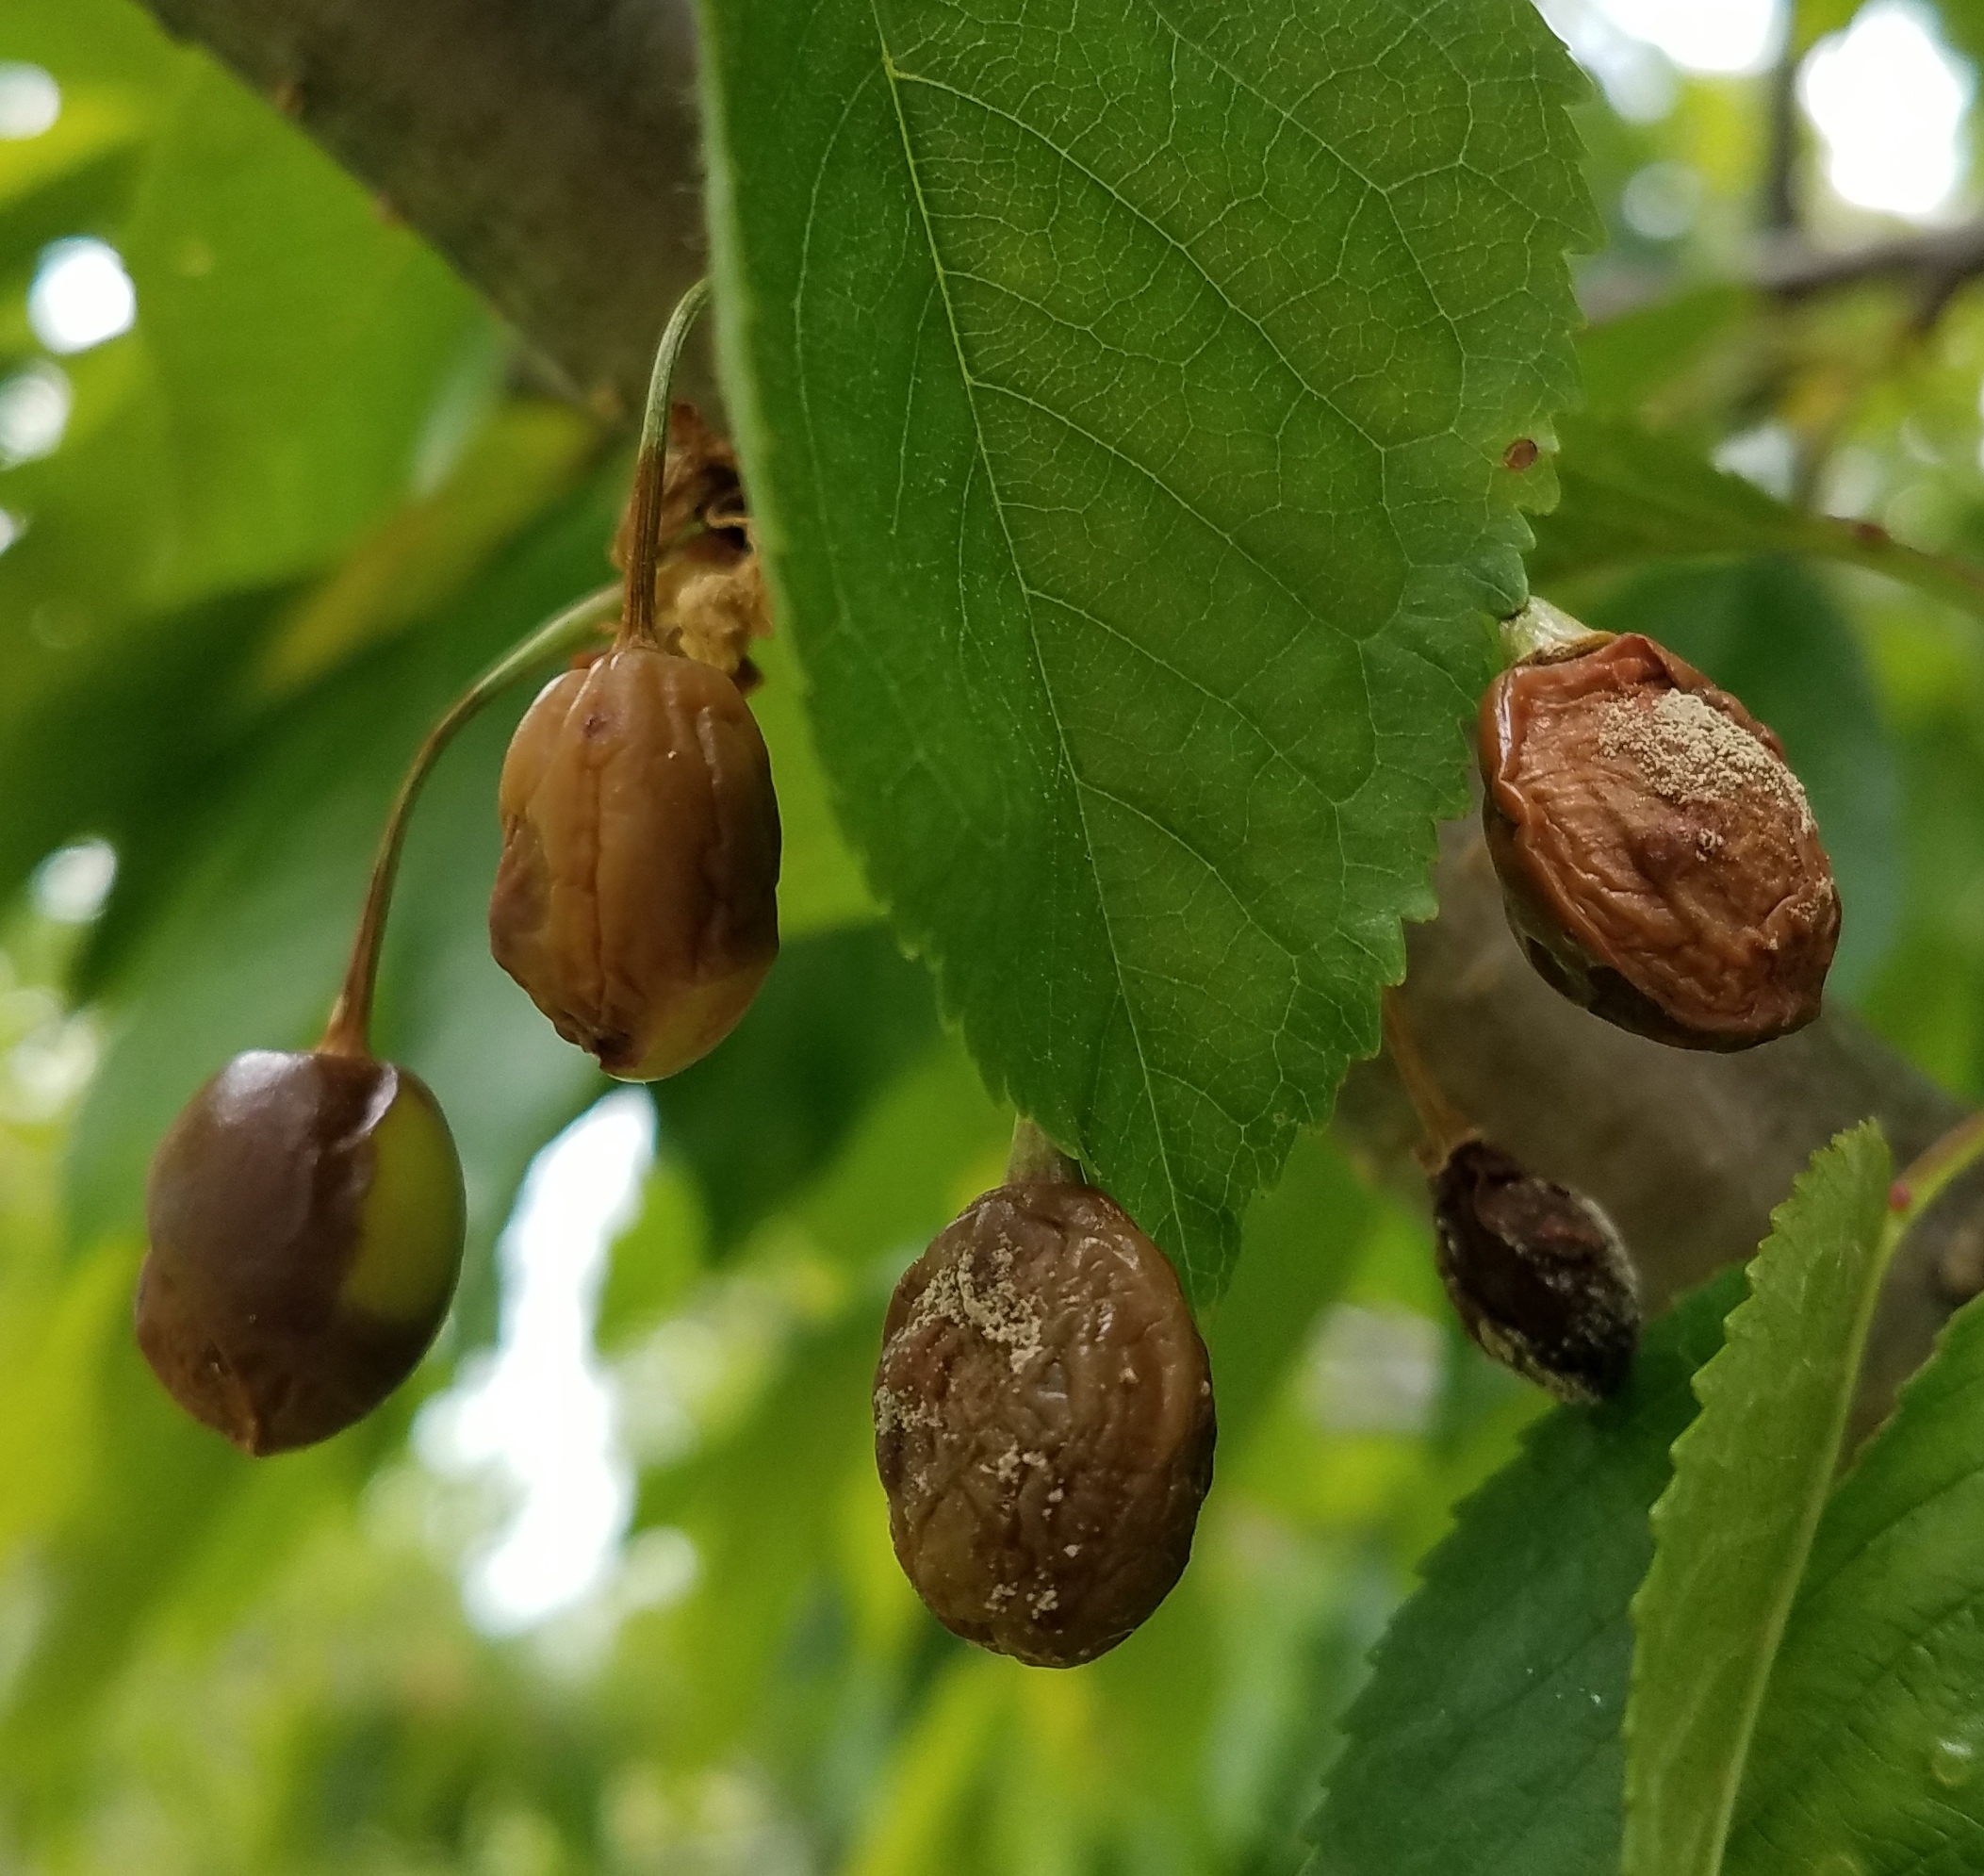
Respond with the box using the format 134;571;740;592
1432;1139;1640;1405
1480;632;1839;1049
489;645;780;1080
874;1182;1216;1668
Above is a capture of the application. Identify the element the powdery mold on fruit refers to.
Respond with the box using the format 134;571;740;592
489;644;780;1080
874;1181;1216;1669
1480;631;1840;1050
1431;1138;1639;1405
139;1048;466;1456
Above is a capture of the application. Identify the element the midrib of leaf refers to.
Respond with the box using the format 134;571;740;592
1621;1123;1894;1876
868;5;1187;1242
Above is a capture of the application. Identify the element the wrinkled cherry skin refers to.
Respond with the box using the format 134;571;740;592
489;646;780;1080
874;1182;1215;1668
139;1049;465;1456
1480;633;1839;1050
1432;1139;1639;1405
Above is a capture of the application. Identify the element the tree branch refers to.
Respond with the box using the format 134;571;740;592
126;0;1984;1424
1342;819;1977;1440
1756;217;1984;326
133;0;708;416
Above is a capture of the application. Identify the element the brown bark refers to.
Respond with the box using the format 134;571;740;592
127;0;1984;1423
133;0;708;416
1345;820;1977;1439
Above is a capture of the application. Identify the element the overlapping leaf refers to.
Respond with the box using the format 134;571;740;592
1305;1268;1743;1875
1729;1258;1984;1871
698;0;1596;1298
1623;1124;1893;1876
1533;412;1984;624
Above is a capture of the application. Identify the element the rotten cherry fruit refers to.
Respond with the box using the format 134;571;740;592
139;1047;466;1456
874;1177;1215;1668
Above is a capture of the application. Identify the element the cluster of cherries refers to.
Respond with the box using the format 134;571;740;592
138;295;1841;1670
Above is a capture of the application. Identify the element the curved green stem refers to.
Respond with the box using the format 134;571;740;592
1006;1116;1085;1187
1498;596;1610;668
320;582;622;1058
620;276;712;649
1884;1110;1984;1250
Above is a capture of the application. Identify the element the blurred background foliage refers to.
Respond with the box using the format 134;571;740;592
5;0;1984;1869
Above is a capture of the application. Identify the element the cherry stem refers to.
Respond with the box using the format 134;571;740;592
620;276;712;650
1498;596;1609;667
1007;1116;1086;1187
320;583;623;1059
1885;1110;1984;1247
1381;987;1477;1166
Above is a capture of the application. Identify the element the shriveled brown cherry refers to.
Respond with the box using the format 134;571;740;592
874;1179;1215;1668
1432;1138;1639;1405
139;1048;466;1455
1480;629;1839;1050
489;645;780;1081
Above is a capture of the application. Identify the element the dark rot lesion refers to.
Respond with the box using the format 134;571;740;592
1480;631;1840;1050
874;1179;1215;1669
139;1048;466;1456
1431;1139;1639;1406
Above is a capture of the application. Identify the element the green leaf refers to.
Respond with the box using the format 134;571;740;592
1305;1267;1744;1876
1726;1279;1984;1871
118;60;491;604
749;626;883;938
1622;1123;1893;1876
1792;0;1864;50
698;0;1595;1300
1533;412;1984;624
1575;286;1752;419
648;922;940;1261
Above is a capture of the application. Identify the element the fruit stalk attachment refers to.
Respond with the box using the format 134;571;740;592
321;582;621;1058
620;274;710;650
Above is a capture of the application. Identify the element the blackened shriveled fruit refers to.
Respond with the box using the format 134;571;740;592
1432;1139;1639;1404
489;645;780;1080
1480;632;1839;1050
874;1182;1215;1668
139;1049;466;1455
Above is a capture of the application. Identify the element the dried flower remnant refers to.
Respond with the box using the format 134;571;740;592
1480;628;1839;1049
611;401;770;678
1432;1138;1639;1405
874;1177;1215;1668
